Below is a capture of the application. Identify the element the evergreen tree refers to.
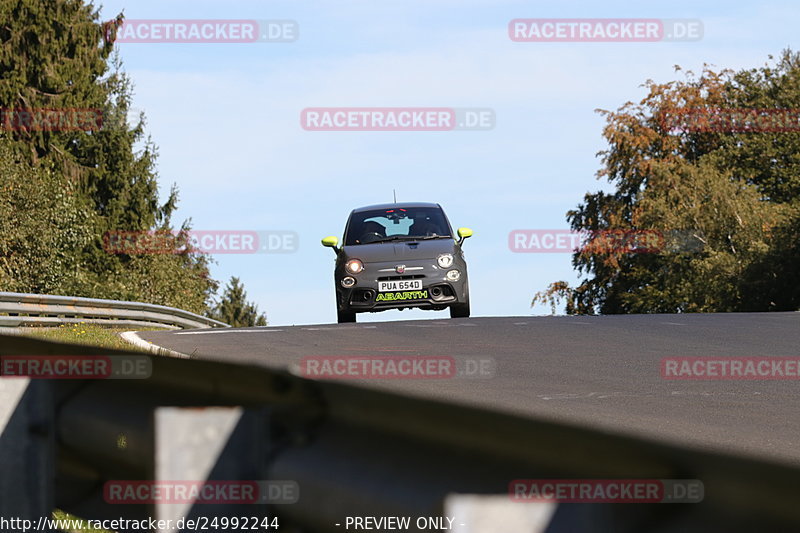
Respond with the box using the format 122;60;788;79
210;277;268;327
0;0;219;314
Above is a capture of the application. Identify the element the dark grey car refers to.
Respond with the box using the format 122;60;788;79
322;203;473;323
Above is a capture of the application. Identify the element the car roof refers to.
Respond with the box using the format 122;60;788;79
351;202;442;213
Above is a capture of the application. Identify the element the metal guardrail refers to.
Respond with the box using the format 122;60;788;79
3;334;800;532
0;292;229;330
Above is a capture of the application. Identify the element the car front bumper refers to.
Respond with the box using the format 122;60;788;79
335;260;468;313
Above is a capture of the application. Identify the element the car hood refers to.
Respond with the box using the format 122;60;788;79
342;239;456;262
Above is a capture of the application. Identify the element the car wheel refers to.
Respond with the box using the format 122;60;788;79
449;301;470;319
450;280;470;319
337;310;356;323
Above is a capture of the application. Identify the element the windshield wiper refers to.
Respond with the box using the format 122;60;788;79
363;235;451;244
365;235;407;244
388;235;451;242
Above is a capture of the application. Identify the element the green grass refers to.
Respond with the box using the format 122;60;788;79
22;322;162;352
52;510;114;533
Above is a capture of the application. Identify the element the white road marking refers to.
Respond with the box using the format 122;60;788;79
119;331;190;358
538;392;637;400
175;329;284;335
537;390;760;401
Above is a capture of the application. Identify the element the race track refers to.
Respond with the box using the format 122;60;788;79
138;313;800;466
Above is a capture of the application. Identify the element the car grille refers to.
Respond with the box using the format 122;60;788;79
376;274;426;281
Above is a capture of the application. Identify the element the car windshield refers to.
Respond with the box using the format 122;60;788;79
344;207;452;245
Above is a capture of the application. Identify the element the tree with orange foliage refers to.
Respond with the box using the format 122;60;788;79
534;51;800;314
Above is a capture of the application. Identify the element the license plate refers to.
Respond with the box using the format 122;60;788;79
378;279;423;292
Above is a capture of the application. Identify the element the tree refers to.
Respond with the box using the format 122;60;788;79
0;0;217;314
534;50;800;314
0;143;93;293
209;277;268;327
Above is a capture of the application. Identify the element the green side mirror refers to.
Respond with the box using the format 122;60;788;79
321;236;339;250
457;227;473;243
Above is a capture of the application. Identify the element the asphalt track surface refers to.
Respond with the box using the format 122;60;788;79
139;313;800;466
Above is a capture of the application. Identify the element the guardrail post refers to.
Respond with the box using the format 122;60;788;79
444;495;556;533
152;407;270;531
0;378;54;523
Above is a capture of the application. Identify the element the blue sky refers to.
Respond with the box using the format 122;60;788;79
94;0;799;325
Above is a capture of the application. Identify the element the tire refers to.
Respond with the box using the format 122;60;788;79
449;301;470;319
450;280;470;319
337;310;356;323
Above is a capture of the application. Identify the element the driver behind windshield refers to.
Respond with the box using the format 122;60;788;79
345;207;451;245
409;213;444;237
356;220;387;244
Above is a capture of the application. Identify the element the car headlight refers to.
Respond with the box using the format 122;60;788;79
345;259;364;274
446;269;461;282
437;253;454;268
341;276;356;288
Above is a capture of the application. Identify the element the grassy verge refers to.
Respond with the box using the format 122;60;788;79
21;322;163;351
52;510;114;533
